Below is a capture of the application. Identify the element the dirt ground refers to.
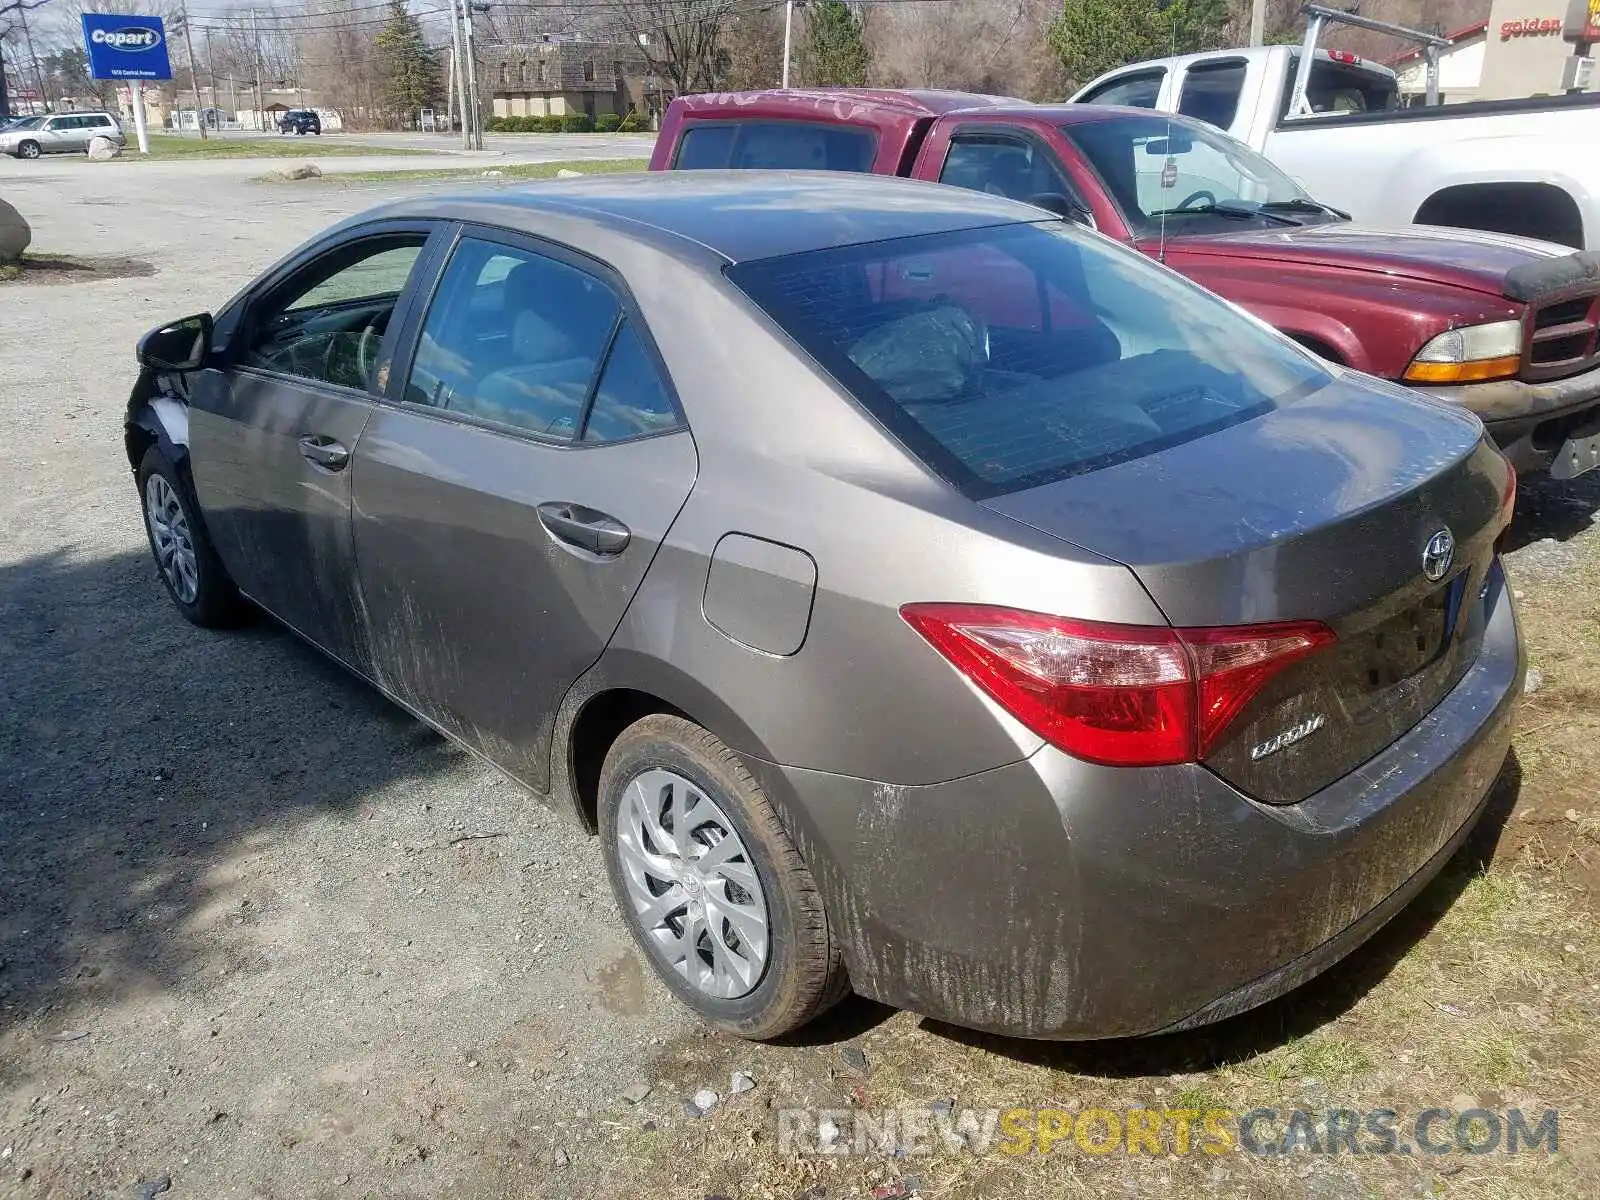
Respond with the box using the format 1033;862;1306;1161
2;158;1597;1200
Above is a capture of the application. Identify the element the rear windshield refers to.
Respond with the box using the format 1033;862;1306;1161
728;222;1328;497
674;121;877;172
1279;56;1400;118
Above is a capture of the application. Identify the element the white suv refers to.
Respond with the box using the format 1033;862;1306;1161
1;112;126;159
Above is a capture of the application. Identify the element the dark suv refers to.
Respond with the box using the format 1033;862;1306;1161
278;109;321;136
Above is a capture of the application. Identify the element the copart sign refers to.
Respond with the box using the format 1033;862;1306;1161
81;13;174;81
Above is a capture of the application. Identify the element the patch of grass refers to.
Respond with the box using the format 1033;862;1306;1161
0;260;20;282
98;133;436;161
1470;1029;1533;1087
297;156;647;184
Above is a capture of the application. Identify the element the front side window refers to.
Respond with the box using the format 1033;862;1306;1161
674;121;877;172
1065;114;1324;235
1078;69;1165;109
728;222;1327;497
241;236;425;389
1177;59;1247;129
939;134;1082;206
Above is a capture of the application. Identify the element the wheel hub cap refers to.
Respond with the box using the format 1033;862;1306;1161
144;475;200;605
615;768;770;1000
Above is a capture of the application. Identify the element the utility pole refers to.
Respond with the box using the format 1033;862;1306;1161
446;0;470;148
781;0;798;88
1249;0;1265;47
251;7;265;132
178;4;207;138
203;29;224;127
463;0;484;150
18;2;51;112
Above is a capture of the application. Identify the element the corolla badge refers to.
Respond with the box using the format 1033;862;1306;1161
1250;714;1326;761
1422;528;1455;582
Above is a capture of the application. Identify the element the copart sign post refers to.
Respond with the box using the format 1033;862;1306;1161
81;14;174;155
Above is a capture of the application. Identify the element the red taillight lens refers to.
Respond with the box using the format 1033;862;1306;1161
900;604;1335;767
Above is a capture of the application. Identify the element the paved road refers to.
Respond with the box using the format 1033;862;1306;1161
171;128;659;161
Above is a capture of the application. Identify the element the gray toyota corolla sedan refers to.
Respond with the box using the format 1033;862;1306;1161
125;172;1522;1041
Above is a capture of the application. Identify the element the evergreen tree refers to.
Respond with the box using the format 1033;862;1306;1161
801;1;870;88
1048;0;1228;91
374;0;442;126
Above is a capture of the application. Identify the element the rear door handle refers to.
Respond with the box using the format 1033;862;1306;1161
298;434;350;470
536;502;631;556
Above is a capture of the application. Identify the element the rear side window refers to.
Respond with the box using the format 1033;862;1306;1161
1178;59;1247;129
728;223;1326;497
674;121;877;172
406;239;619;439
404;237;682;443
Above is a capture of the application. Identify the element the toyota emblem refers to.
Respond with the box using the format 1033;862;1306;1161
1422;528;1455;582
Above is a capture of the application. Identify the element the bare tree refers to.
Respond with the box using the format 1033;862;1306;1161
607;0;739;95
868;0;1058;98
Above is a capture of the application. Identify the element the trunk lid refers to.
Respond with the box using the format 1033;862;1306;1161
984;373;1511;804
1160;223;1570;299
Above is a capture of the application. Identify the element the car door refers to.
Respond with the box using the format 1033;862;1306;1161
351;228;698;791
40;116;75;152
187;222;444;674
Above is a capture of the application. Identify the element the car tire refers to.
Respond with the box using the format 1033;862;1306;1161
599;714;849;1039
17;140;41;159
136;444;246;628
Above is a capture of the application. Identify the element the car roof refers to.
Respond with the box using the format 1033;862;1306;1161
673;88;1021;120
373;170;1050;264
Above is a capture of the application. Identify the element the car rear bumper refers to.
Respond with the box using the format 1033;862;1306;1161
1420;362;1600;476
745;566;1523;1040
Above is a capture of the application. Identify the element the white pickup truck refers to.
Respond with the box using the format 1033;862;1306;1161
1073;45;1600;250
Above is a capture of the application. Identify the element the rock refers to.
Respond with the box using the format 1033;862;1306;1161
135;1175;173;1200
0;197;33;263
620;1082;652;1105
840;1046;869;1073
902;1176;925;1196
548;1147;569;1168
1566;808;1580;823
681;1098;703;1119
730;1070;755;1095
1524;667;1543;695
690;1088;719;1114
926;1098;954;1115
818;1117;842;1148
556;168;584;178
1208;1163;1229;1183
641;1119;657;1132
285;164;322;180
87;135;123;160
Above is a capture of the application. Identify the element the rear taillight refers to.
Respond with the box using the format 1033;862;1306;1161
900;604;1335;768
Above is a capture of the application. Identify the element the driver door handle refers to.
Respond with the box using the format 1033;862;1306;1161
536;502;631;556
298;434;350;470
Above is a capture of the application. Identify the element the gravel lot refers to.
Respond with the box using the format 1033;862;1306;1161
2;157;1597;1200
1;157;710;1200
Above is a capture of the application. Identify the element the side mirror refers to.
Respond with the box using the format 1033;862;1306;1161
1028;193;1095;228
138;313;213;372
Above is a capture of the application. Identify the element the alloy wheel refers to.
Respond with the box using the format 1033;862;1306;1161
615;768;770;999
144;474;200;604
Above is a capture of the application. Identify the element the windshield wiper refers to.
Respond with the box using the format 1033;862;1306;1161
1259;197;1352;220
1146;200;1300;227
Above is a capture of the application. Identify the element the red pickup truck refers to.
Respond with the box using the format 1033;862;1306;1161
650;89;1600;479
